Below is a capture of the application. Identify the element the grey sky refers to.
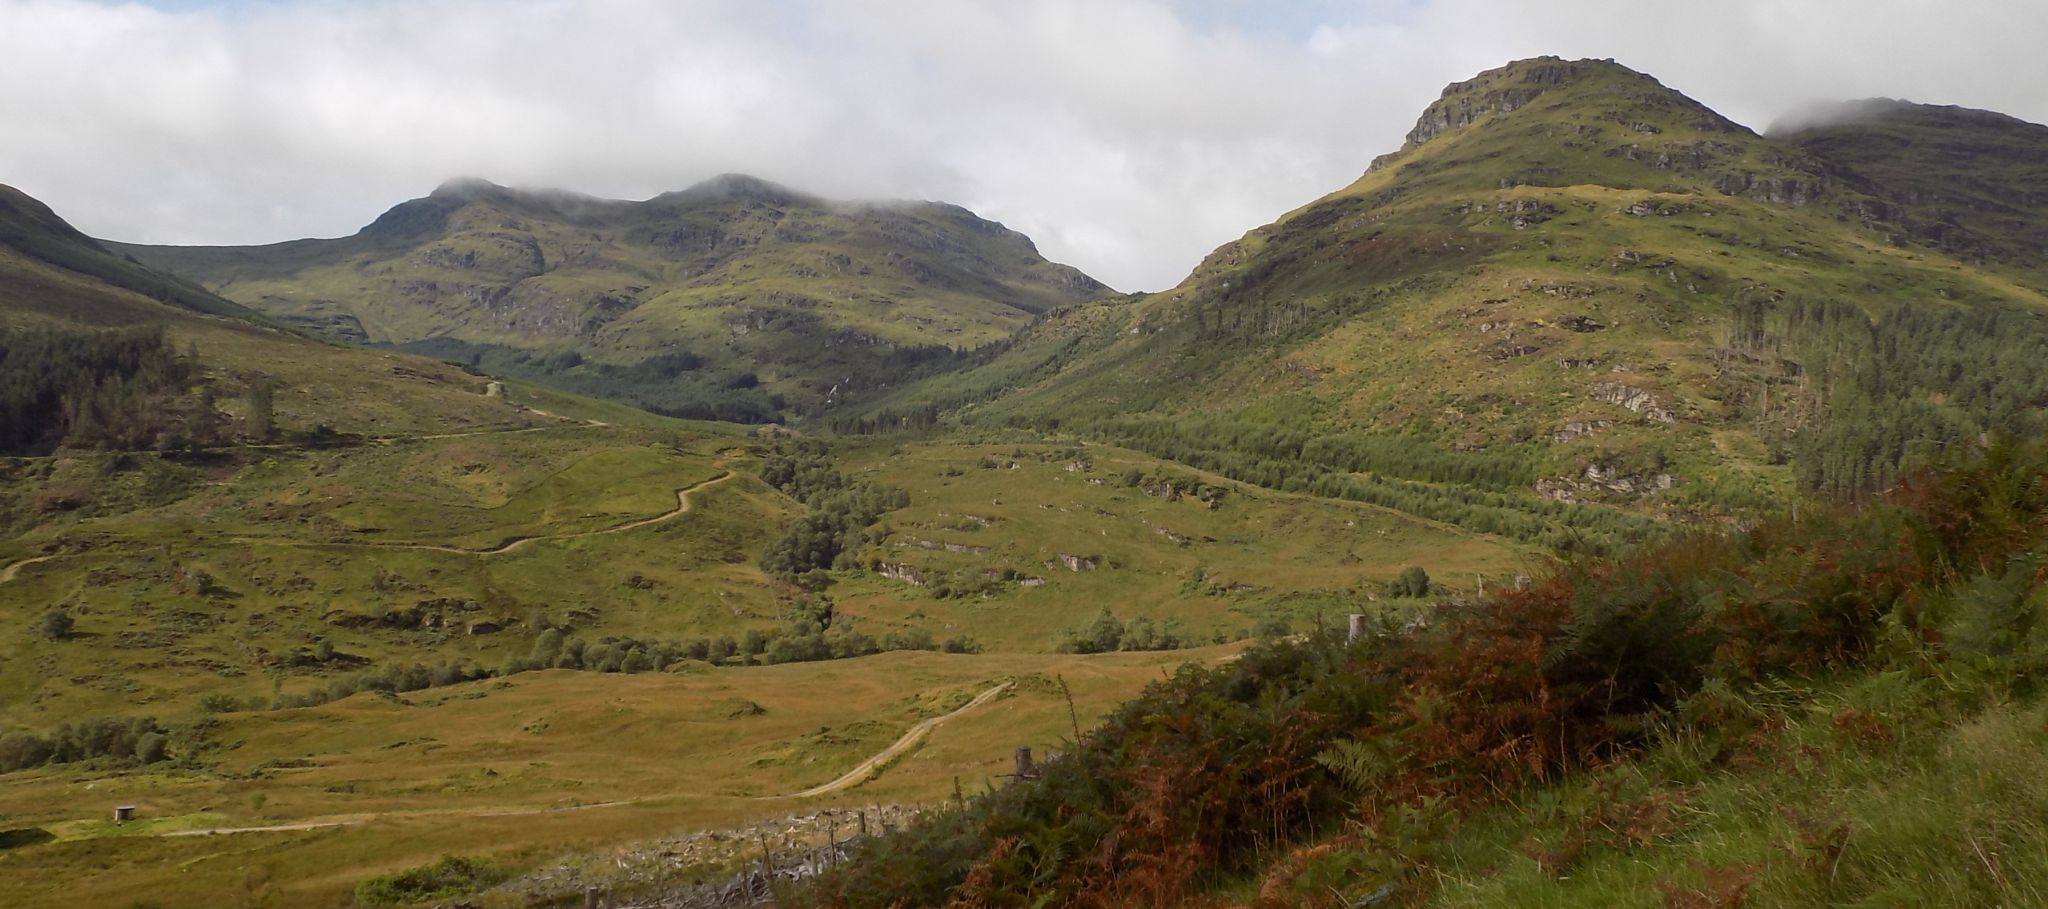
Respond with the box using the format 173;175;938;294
3;0;2043;291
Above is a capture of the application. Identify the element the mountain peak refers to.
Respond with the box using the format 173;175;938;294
431;176;504;198
1397;56;1745;152
662;173;817;207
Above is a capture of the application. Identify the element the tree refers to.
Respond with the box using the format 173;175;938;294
134;732;169;764
1391;565;1432;598
1121;616;1160;651
1067;608;1124;654
709;636;738;663
246;378;276;442
38;608;74;640
529;628;565;665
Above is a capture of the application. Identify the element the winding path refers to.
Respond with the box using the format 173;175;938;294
0;554;57;584
227;470;735;557
784;681;1016;799
0;472;737;589
145;680;1017;838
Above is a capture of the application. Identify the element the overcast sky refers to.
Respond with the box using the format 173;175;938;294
4;0;2044;290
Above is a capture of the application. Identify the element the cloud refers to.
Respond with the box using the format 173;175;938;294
2;0;2044;290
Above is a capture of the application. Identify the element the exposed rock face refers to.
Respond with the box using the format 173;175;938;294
1537;464;1678;502
904;538;990;555
1055;553;1097;572
1406;58;1603;147
1552;420;1615;443
1713;172;1829;206
1591;381;1676;423
1397;56;1742;154
877;563;930;586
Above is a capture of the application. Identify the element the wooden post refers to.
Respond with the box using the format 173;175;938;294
760;833;773;871
1347;614;1367;644
858;810;868;837
1014;746;1035;780
582;886;598;909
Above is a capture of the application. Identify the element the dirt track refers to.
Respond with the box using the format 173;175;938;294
227;471;736;557
784;681;1015;799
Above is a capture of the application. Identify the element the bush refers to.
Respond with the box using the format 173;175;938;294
134;732;169;764
353;855;503;906
1389;565;1431;598
0;717;171;774
37;608;73;641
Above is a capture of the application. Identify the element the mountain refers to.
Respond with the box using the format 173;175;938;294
0;183;263;323
1774;98;2048;277
115;175;1110;421
0;183;549;444
850;57;2048;538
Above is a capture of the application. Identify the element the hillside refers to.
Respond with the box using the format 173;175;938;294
0;184;263;322
0;184;565;445
115;175;1110;421
800;439;2048;909
850;57;2048;537
1775;98;2048;278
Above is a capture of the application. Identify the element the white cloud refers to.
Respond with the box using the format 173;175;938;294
1;0;2044;290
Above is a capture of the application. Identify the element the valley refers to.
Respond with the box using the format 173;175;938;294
4;46;2048;909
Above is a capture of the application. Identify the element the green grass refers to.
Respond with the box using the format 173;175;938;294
827;440;1531;649
0;649;1230;909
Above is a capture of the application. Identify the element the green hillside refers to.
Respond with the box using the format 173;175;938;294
9;53;2048;909
116;175;1109;421
0;185;555;443
848;57;2048;542
0;184;264;322
1775;98;2048;279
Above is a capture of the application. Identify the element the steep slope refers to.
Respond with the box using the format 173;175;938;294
0;184;263;322
856;57;2048;538
117;175;1109;420
0;184;548;441
1775;98;2048;279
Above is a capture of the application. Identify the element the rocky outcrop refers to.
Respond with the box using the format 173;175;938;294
1590;382;1676;423
1055;554;1097;573
1713;172;1828;206
1551;420;1615;443
877;563;931;586
1537;464;1677;501
1153;526;1192;546
904;538;990;556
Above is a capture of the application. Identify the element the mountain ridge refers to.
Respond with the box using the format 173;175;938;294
114;173;1110;420
844;56;2048;531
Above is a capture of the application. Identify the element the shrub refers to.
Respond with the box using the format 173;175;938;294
37;608;74;640
1389;565;1431;598
352;855;503;906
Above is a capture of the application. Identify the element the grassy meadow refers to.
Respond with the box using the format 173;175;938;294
0;412;1516;907
0;648;1234;909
